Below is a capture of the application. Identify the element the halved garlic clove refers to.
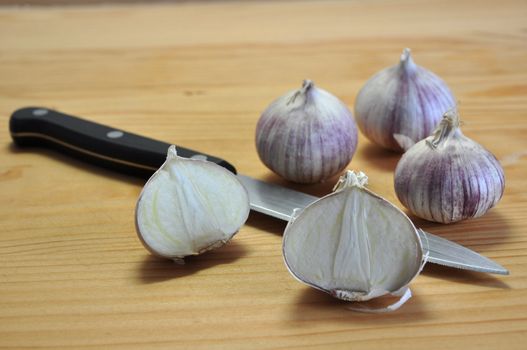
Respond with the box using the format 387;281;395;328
283;170;424;312
135;146;250;263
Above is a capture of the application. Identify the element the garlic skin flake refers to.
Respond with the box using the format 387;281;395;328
135;146;250;262
355;48;456;152
256;80;358;184
283;171;423;311
394;111;505;224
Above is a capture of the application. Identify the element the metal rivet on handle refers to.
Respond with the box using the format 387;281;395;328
106;130;124;139
32;109;48;116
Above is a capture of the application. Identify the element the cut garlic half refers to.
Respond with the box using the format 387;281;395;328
135;146;250;263
283;170;424;312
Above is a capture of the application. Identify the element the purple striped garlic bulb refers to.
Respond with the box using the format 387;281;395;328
394;111;505;224
355;48;456;152
256;80;358;184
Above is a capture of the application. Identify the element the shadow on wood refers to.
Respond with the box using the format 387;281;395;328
7;143;146;187
244;210;287;236
288;287;430;323
135;239;248;284
410;209;511;249
358;141;401;172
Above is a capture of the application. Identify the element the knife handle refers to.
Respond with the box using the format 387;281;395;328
9;107;237;178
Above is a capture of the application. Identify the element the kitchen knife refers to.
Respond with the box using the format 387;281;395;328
9;107;509;275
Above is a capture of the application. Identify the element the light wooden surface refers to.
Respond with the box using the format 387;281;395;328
1;0;526;348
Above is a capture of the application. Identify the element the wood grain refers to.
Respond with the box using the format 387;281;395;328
0;0;526;348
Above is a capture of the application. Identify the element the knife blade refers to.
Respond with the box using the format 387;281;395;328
237;175;509;275
9;107;509;275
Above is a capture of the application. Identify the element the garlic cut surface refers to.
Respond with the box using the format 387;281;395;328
355;48;456;152
283;171;424;312
256;80;358;184
135;146;250;262
394;111;505;224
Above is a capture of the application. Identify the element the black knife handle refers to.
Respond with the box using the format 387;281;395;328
9;107;237;178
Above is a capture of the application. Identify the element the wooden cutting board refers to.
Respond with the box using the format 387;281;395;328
1;0;526;348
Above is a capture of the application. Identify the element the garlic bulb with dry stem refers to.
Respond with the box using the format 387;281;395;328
256;80;358;184
283;170;424;312
394;111;505;224
135;146;250;263
355;48;456;152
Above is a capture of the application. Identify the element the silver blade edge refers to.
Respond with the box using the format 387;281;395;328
417;229;509;275
237;174;509;275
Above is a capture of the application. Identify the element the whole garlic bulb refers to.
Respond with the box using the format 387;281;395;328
256;80;358;184
355;48;456;152
394;111;505;224
135;146;250;263
283;170;424;312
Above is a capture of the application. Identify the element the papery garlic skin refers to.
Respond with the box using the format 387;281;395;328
355;48;456;152
135;146;250;262
256;80;358;184
394;111;505;224
283;171;423;310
